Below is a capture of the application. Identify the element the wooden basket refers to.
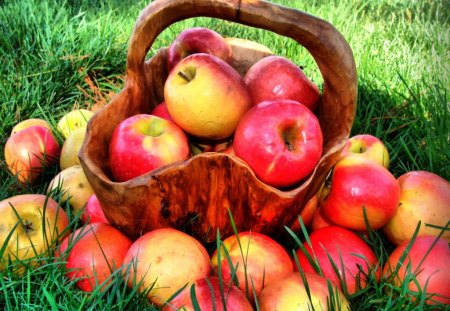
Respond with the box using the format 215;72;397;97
79;0;357;243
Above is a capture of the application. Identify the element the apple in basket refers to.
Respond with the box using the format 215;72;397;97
233;99;323;188
166;27;232;70
109;114;190;182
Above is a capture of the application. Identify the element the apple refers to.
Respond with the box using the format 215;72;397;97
211;231;293;297
47;165;94;214
310;206;335;231
258;271;350;311
56;223;132;292
341;134;390;168
244;55;320;110
123;228;211;306
59;127;87;170
4;125;61;184
150;101;173;122
296;226;379;294
383;235;450;305
161;276;253;311
57;108;94;139
289;194;319;232
233;99;323;188
11;118;52;135
0;194;69;275
321;156;400;231
81;194;109;224
109;114;190;182
167;27;232;71
164;53;251;140
383;171;450;245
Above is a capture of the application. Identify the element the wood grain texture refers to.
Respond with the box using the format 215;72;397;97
79;0;357;242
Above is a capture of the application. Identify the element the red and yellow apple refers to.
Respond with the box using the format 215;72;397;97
321;156;400;231
5;125;61;184
233;99;323;188
109;114;190;182
383;171;450;245
0;194;68;275
383;235;450;305
123;228;211;306
341;134;390;168
81;194;109;224
56;223;132;292
244;55;320;110
11;118;52;135
167;27;232;71
57;108;94;139
164;53;251;140
211;231;293;297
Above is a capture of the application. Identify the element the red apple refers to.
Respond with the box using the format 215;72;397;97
289;194;319;232
211;231;293;297
384;171;450;245
233;99;323;188
244;55;320;110
123;228;211;306
81;194;109;224
161;276;253;311
150;101;173;122
296;226;379;294
310;206;335;231
4;125;61;184
109;114;190;182
383;235;450;305
167;27;232;71
56;223;132;292
321;156;400;231
341;134;390;168
258;271;350;310
164;53;251;140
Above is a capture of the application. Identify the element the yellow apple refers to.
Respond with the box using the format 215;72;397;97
57;109;94;139
59;127;87;170
0;194;69;275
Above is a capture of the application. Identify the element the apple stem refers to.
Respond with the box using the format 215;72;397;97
178;71;192;82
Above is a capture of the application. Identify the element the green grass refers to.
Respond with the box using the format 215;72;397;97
1;0;449;310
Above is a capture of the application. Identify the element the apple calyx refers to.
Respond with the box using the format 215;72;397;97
23;219;34;233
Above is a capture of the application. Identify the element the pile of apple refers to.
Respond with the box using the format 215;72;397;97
1;27;450;309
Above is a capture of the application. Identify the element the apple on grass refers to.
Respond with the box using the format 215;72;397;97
11;118;53;135
161;276;253;311
233;99;323;188
258;271;350;311
164;53;251;141
244;55;320;110
321;156;400;231
167;27;232;71
296;226;380;295
81;194;109;224
383;170;450;245
109;114;190;182
211;231;293;298
341;134;390;168
383;235;450;305
56;223;132;292
57;108;94;139
0;194;69;275
5;125;61;184
123;228;211;307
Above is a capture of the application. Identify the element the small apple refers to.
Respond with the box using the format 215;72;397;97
321;156;400;231
167;27;232;71
109;114;190;182
59;127;87;170
383;235;450;305
4;125;61;184
164;53;251;140
57;109;94;139
310;206;335;231
56;223;132;292
161;276;253;311
150;101;173;122
289;194;319;232
0;194;69;275
383;171;450;245
341;134;390;168
244;55;320;110
258;271;350;311
233;99;323;188
11;118;52;135
47;165;94;214
81;194;109;224
296;226;380;294
211;231;293;297
123;228;211;306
